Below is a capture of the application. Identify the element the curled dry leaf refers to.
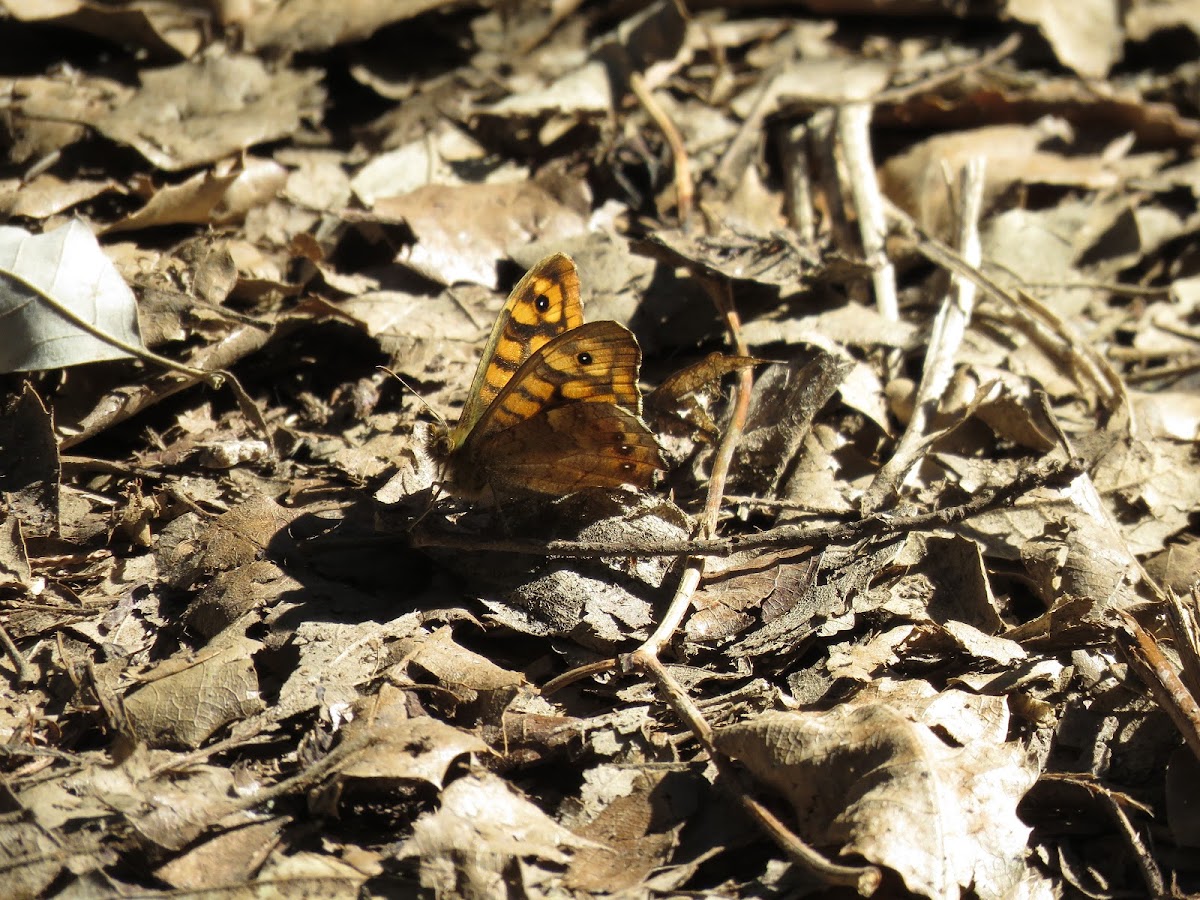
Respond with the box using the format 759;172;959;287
154;817;290;891
715;703;1039;900
395;773;598;894
273;614;427;724
389;627;527;722
646;351;771;443
103;158;288;234
732;352;854;503
336;684;491;787
458;491;689;648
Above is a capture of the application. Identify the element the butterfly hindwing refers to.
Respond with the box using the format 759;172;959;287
476;402;664;493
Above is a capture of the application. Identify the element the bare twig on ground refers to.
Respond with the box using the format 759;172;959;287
635;276;752;658
885;198;1132;422
626;654;881;892
871;34;1022;106
777;122;815;244
57;324;274;452
861;156;986;513
1166;588;1200;700
837;103;897;325
412;455;1081;559
0;619;33;685
1116;610;1200;765
630;72;694;227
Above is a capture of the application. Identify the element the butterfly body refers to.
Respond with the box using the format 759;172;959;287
440;254;664;497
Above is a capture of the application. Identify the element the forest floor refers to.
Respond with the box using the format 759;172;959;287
2;1;1200;897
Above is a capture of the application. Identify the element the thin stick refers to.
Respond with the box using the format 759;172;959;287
711;58;787;198
777;122;815;244
412;455;1079;559
1166;588;1200;701
630;72;694;227
1098;789;1164;898
872;34;1022;105
1116;611;1200;766
5;267;224;389
885;198;1131;421
861;157;986;513
636;276;752;658
837;103;897;323
0;619;33;685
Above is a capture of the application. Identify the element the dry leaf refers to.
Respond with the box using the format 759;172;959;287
0;219;143;372
356;180;589;288
716;703;1041;900
123;634;266;748
87;54;325;171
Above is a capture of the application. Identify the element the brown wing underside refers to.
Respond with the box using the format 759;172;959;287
456;401;664;495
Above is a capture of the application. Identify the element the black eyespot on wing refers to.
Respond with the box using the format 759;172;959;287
577;351;593;365
534;293;550;312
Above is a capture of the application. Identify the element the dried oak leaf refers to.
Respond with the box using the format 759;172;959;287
123;633;266;749
87;54;325;172
716;703;1041;900
395;773;597;896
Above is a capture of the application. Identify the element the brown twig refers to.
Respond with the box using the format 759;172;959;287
412;455;1081;559
872;34;1022;106
1115;610;1200;765
630;71;694;227
711;57;788;199
861;156;986;513
616;276;867;890
540;657;618;696
542;267;871;887
1166;588;1200;701
515;0;586;55
1123;357;1200;385
0;619;33;685
57;324;273;451
807;109;857;270
224;729;381;814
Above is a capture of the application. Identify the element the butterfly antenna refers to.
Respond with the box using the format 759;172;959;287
379;366;448;429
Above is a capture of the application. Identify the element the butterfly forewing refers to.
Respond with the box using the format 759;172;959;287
451;253;583;447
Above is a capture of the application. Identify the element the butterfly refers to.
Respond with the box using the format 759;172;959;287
438;253;665;497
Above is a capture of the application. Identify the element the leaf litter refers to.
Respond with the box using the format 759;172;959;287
1;2;1200;898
